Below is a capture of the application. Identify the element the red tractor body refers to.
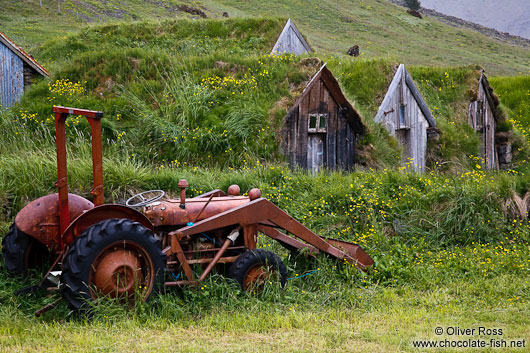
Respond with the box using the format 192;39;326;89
144;196;250;227
15;193;94;251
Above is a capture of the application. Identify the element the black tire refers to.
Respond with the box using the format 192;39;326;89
2;223;51;276
61;218;166;310
227;249;287;292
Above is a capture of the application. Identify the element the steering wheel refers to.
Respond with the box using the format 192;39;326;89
126;190;165;207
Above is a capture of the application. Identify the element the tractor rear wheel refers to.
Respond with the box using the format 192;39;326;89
228;249;287;292
61;218;166;310
2;223;51;276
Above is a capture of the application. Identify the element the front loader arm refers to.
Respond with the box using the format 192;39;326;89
169;198;373;269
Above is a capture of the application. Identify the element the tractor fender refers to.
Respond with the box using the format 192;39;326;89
15;193;94;251
62;204;154;247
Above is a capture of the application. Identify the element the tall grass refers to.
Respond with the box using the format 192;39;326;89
0;161;529;352
118;54;302;166
490;76;530;169
0;146;525;249
490;77;530;129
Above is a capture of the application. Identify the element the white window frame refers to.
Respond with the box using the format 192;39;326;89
308;113;328;133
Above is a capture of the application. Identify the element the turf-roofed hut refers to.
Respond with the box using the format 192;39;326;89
271;19;312;56
281;63;365;172
468;71;508;169
0;31;49;108
374;64;436;172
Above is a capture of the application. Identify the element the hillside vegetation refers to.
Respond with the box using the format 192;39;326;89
2;0;530;75
8;18;524;173
491;76;530;141
9;19;313;167
1;4;530;353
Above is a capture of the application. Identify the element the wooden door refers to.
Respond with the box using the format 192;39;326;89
308;134;325;173
396;129;411;165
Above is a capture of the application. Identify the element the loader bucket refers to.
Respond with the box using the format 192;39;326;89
324;238;374;269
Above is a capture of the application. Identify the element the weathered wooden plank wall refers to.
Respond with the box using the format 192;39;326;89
478;79;496;169
402;78;429;170
271;19;312;56
468;76;498;169
282;75;357;172
0;42;24;108
374;65;432;171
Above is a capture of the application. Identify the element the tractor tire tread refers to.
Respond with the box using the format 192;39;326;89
2;223;32;276
61;218;166;310
227;249;287;290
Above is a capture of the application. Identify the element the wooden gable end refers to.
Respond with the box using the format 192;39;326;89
271;19;312;56
374;64;435;171
282;64;363;171
469;72;499;169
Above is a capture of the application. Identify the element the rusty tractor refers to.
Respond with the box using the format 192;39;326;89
2;106;373;312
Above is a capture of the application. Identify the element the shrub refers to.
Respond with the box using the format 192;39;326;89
404;0;421;11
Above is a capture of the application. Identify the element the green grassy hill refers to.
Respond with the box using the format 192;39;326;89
0;0;205;49
8;19;311;167
8;17;518;173
2;0;530;75
0;15;527;212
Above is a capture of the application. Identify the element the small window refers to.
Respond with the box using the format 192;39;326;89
319;115;327;129
399;104;406;126
308;113;328;133
309;115;318;130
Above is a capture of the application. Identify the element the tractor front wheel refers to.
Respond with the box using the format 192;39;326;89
2;223;51;276
228;249;287;292
61;218;166;310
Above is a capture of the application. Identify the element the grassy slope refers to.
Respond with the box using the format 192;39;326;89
1;0;530;75
0;0;197;51
490;76;530;141
6;22;498;172
208;0;530;76
5;19;322;168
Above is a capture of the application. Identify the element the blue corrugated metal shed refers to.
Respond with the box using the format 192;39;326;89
0;32;49;108
0;43;24;107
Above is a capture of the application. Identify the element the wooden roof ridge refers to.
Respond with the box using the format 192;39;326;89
404;66;436;128
270;18;313;55
478;71;501;123
375;64;436;128
0;31;49;77
289;63;365;134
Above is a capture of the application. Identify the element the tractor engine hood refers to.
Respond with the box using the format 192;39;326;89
143;196;250;227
